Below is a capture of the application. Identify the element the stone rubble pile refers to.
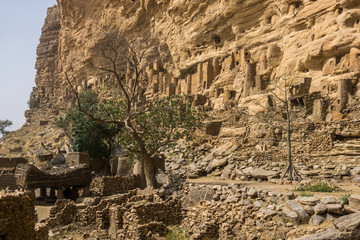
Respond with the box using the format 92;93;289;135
164;121;360;185
180;183;360;240
182;183;291;239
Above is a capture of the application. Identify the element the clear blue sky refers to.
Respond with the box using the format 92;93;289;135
0;0;57;131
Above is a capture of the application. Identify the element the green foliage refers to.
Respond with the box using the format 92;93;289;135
27;97;39;109
298;192;314;197
0;119;12;136
117;95;203;162
67;89;202;163
294;182;335;193
341;193;351;205
166;228;189;240
54;90;121;160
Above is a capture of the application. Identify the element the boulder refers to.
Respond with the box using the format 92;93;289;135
333;212;360;237
220;164;235;179
309;215;325;226
188;163;205;178
283;200;310;224
249;168;279;180
183;187;215;207
351;167;360;176
282;206;299;222
325;204;344;215
321;196;340;205
219;127;247;137
82;197;100;206
297;229;350;240
314;203;326;215
247;188;259;197
210;142;234;156
297;197;320;206
349;195;360;211
242;167;253;176
303;205;314;215
256;208;277;219
344;205;359;214
133;161;146;189
206;158;228;173
155;169;170;186
339;129;360;137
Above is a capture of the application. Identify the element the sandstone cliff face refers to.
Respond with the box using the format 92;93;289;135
55;0;360;114
31;5;60;106
0;6;65;161
2;0;360;161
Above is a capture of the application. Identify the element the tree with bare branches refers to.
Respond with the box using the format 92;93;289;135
64;30;202;188
252;76;302;181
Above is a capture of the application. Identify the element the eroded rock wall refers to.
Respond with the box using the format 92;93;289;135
54;0;360;115
3;0;360;162
31;5;61;106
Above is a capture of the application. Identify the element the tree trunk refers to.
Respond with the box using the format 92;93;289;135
133;160;146;188
283;161;301;181
143;156;157;188
125;119;156;188
283;101;301;181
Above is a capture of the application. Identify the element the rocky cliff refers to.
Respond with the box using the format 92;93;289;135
2;0;360;163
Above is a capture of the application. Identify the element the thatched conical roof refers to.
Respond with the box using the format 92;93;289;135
49;148;66;166
36;142;53;157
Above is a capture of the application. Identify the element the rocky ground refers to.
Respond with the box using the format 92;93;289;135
34;176;360;240
5;106;360;239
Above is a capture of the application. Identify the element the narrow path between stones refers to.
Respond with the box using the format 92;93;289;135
187;177;360;198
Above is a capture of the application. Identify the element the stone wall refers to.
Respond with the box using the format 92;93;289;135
0;157;27;168
90;175;138;196
128;198;182;225
0;192;44;240
77;190;138;226
0;175;17;190
0;157;28;189
111;197;182;239
44;199;77;229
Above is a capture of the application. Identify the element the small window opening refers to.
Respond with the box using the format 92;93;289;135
266;16;272;24
213;35;221;44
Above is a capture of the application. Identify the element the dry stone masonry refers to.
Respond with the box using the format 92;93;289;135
90;175;139;196
0;191;46;240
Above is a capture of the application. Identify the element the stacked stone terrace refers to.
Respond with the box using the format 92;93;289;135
0;191;47;240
